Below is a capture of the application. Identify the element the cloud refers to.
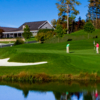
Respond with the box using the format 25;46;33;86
0;23;18;28
5;24;18;28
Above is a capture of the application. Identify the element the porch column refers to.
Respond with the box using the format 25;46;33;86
6;34;7;38
17;33;18;37
3;34;5;38
9;34;11;38
21;33;23;37
13;33;14;38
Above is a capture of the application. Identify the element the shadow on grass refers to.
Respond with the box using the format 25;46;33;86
69;51;75;53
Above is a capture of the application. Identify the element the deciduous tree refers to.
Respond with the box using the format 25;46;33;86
22;25;32;40
56;0;81;34
54;24;63;42
0;29;4;38
51;19;57;28
84;22;95;39
87;0;100;28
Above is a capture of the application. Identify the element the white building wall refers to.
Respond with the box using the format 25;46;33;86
40;23;53;29
32;32;37;36
31;30;38;37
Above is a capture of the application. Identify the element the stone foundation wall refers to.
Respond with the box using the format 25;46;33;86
0;38;25;41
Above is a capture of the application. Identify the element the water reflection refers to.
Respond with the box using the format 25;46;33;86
1;81;100;100
0;86;55;100
59;90;100;100
23;89;29;98
60;92;83;100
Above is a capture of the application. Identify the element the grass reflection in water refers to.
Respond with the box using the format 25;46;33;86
0;81;100;100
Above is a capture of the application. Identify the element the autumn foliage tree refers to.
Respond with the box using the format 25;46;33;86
87;0;100;28
56;0;81;34
35;29;55;43
51;19;57;28
0;29;4;38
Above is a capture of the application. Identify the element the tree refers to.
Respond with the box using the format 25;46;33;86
35;31;55;43
51;19;57;28
76;17;85;30
23;90;29;98
22;25;32;40
35;29;55;43
87;0;100;28
56;0;81;34
0;29;4;38
54;24;63;42
84;22;95;39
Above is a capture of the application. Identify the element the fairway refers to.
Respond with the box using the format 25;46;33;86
0;39;100;78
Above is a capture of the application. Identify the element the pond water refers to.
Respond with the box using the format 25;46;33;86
0;81;100;100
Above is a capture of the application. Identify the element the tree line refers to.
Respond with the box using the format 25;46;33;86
51;0;100;34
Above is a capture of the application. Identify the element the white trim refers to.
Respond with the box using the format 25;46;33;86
3;30;38;34
47;21;54;29
31;30;38;32
3;31;23;34
38;21;54;29
38;21;47;29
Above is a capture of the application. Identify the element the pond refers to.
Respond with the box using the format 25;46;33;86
0;81;100;100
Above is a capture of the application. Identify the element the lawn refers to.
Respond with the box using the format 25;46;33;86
25;37;36;42
0;38;100;77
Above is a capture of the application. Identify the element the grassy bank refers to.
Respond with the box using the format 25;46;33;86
0;72;99;82
45;29;100;43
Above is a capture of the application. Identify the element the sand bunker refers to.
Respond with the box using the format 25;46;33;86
0;58;47;66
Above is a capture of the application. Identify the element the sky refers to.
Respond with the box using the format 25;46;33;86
0;0;89;28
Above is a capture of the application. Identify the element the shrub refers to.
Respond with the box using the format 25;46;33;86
14;38;24;45
35;31;55;43
38;29;54;33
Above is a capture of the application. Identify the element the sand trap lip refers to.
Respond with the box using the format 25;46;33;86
0;58;47;66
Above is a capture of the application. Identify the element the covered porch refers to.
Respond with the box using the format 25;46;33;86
3;31;23;38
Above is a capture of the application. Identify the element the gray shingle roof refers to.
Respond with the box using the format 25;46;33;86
0;21;47;32
14;21;47;31
0;27;17;32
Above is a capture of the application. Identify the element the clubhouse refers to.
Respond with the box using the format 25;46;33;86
0;21;53;38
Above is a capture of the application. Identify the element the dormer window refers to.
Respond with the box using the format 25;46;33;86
23;25;26;30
